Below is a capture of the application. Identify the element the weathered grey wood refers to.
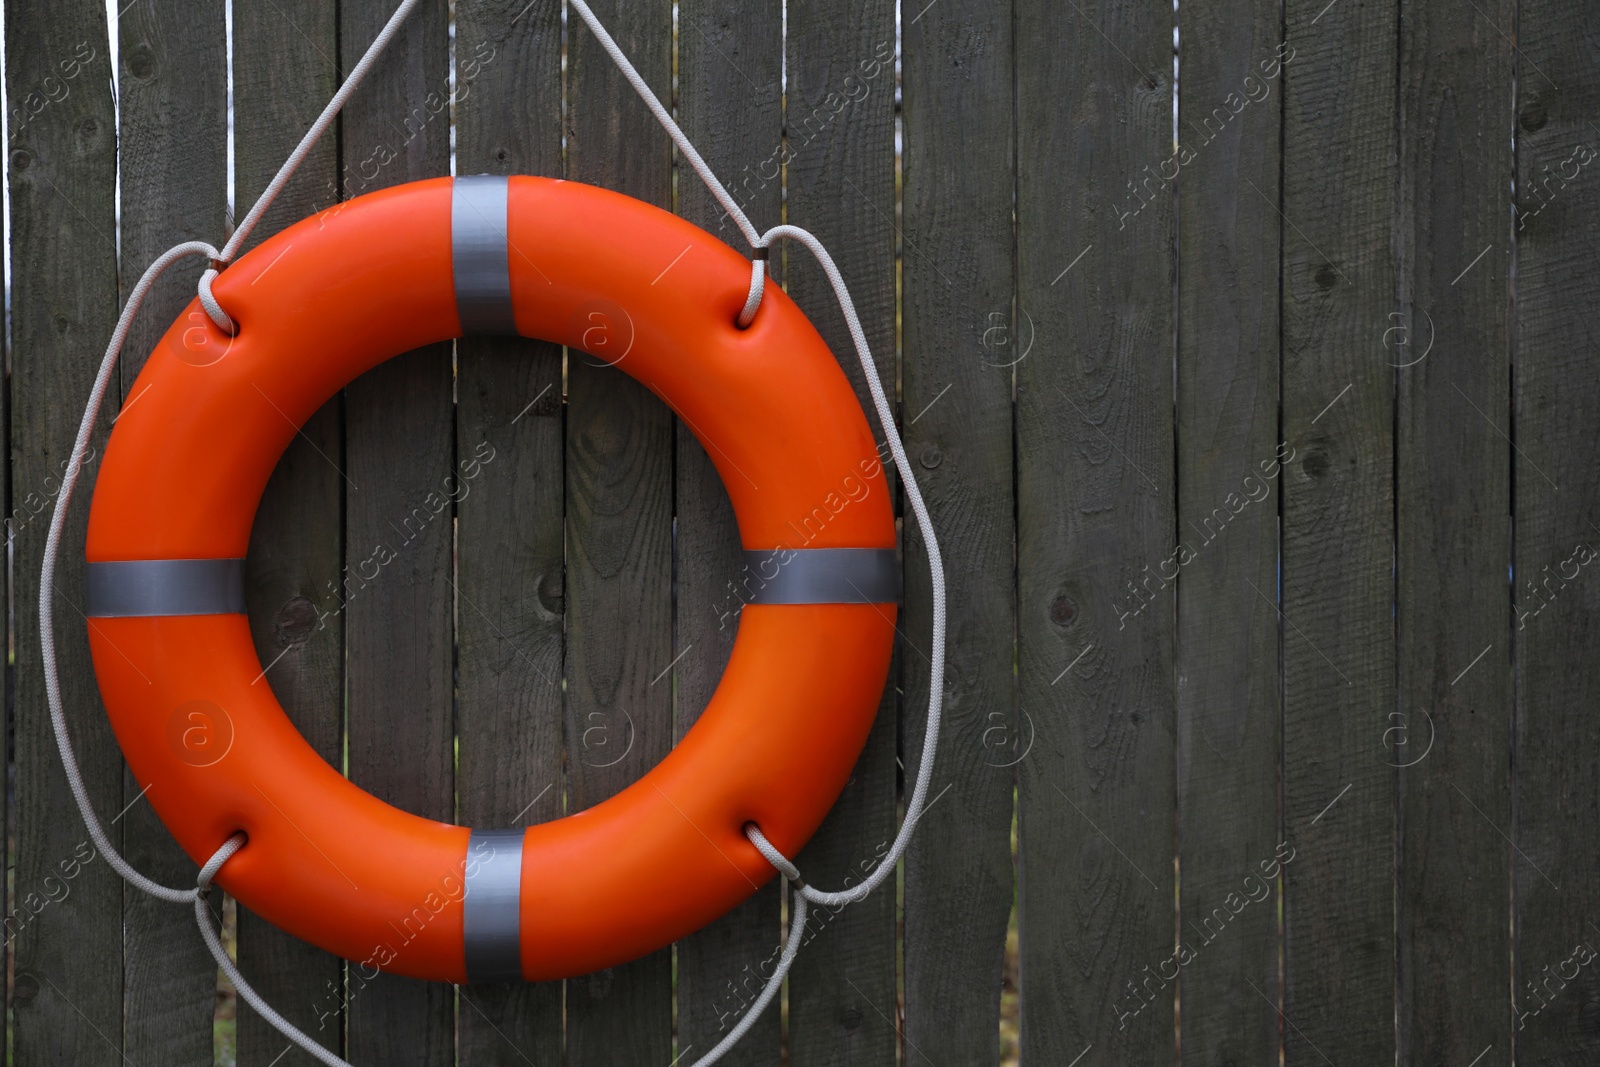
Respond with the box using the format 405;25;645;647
6;5;122;1064
231;0;348;1060
900;2;1015;1063
0;22;10;1057
1512;0;1600;1060
1015;0;1177;1060
1173;2;1284;1064
113;2;229;1062
453;1;567;1062
1394;0;1513;1062
563;0;675;1061
339;0;456;1061
1280;0;1396;1061
783;5;900;1065
16;4;1590;1066
673;2;784;1063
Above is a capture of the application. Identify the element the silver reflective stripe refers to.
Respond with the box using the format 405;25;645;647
742;548;899;605
463;828;524;983
451;175;517;335
86;559;246;617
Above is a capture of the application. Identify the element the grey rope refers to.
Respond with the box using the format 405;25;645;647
197;0;425;333
564;0;771;327
40;238;363;1063
40;235;357;1061
690;893;809;1065
41;240;227;905
194;833;352;1067
43;2;946;1065
737;226;948;914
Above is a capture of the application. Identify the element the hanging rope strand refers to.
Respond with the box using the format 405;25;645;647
739;225;947;912
40;240;226;906
194;834;353;1067
547;0;774;327
197;0;425;333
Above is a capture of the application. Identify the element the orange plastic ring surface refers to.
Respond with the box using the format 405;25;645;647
84;176;896;982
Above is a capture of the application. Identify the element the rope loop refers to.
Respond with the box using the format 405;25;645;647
734;220;949;918
190;0;425;334
198;267;235;334
198;832;247;892
737;257;767;328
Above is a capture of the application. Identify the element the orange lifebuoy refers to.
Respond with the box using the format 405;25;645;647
84;175;896;983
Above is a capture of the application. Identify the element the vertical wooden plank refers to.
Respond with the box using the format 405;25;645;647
1279;0;1395;1060
1173;1;1284;1064
1513;0;1600;1061
783;6;900;1065
231;0;348;1061
673;2;784;1063
900;1;1015;1063
453;1;567;1063
114;1;229;1061
563;1;674;1062
339;0;456;1062
1394;0;1512;1062
0;22;10;1059
1015;0;1176;1060
6;4;123;1063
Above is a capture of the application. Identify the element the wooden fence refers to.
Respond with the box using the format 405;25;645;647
4;0;1598;1063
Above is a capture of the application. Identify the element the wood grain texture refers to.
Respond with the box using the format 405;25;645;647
230;0;348;1059
1173;2;1284;1063
1394;0;1513;1062
674;1;784;1062
339;0;456;1061
6;5;123;1064
900;1;1016;1063
783;2;901;1062
15;4;1598;1065
114;1;229;1062
1015;0;1177;1060
1512;0;1600;1061
453;0;567;1062
563;0;675;1061
1279;0;1396;1061
0;11;13;1054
